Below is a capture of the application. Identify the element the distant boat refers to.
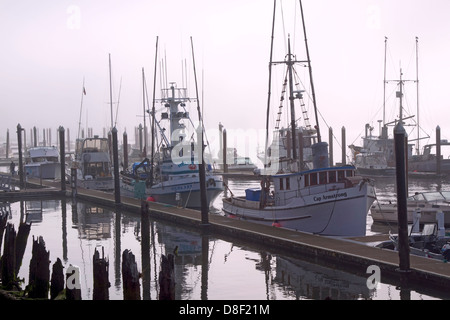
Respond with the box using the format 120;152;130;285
69;136;114;190
350;37;428;178
371;191;450;226
222;1;376;237
24;146;61;179
216;147;258;174
408;140;450;175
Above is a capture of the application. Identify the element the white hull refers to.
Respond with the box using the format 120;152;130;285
371;205;450;226
121;175;223;209
371;191;450;227
223;182;376;237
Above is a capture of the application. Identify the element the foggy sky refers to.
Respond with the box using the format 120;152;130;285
1;0;450;164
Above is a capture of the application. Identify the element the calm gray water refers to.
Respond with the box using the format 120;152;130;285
2;177;450;300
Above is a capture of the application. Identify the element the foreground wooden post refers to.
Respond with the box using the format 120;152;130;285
159;253;175;300
1;223;16;290
50;258;64;300
28;236;50;299
122;249;141;300
15;221;31;275
93;247;110;300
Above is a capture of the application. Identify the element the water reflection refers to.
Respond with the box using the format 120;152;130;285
0;195;445;300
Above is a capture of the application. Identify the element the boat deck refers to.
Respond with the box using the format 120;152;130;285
4;175;450;296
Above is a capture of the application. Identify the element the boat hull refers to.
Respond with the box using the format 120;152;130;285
121;176;223;209
223;182;376;237
25;162;61;179
371;205;450;226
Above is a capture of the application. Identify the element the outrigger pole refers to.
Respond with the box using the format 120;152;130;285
299;0;321;142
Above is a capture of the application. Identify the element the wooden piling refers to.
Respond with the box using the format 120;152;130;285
122;249;141;300
341;126;346;165
329;127;333;167
123;131;128;170
159;253;175;300
436;125;441;175
223;129;228;173
1;223;16;290
394;123;410;274
112;127;121;205
93;247;110;300
15;221;31;275
17;124;24;189
50;258;64;300
141;200;151;300
28;236;50;299
59;126;66;191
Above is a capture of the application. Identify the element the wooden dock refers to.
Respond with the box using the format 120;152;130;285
4;175;450;297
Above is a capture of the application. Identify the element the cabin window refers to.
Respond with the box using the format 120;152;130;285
338;170;345;181
280;178;284;190
310;173;318;185
329;171;337;183
319;172;327;185
304;174;309;187
346;170;353;177
286;177;290;190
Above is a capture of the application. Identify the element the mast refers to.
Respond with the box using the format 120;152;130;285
77;77;85;140
287;36;297;161
415;36;420;155
190;36;208;224
150;36;159;187
383;36;388;127
264;0;277;169
142;68;148;157
299;0;321;142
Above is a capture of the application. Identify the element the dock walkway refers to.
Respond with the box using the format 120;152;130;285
4;176;450;295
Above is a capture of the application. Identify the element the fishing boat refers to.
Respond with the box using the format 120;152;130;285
24;146;61;179
222;1;376;237
371;191;450;226
120;41;223;209
349;38;421;177
408;140;450;175
69;136;114;190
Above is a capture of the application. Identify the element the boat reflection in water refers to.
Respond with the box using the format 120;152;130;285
3;198;446;300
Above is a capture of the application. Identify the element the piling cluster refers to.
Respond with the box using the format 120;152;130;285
0;201;175;300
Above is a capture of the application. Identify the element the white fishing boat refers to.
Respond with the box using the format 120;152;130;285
222;1;376;237
371;191;450;226
120;79;223;208
24;146;61;179
69;136;114;190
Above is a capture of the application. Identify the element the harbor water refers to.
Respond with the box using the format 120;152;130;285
2;177;450;300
